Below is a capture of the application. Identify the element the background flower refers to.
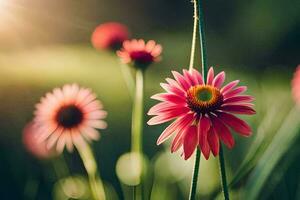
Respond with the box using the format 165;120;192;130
292;65;300;105
33;84;107;154
91;22;129;51
117;39;162;69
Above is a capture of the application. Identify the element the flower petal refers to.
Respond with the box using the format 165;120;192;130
217;112;252;136
221;80;240;93
212;71;225;89
207;67;214;85
172;71;191;90
223;86;247;98
211;116;235;149
156;113;194;145
221;105;256;115
223;95;254;104
198;115;211;159
191;69;204;85
147;102;187;116
207;127;220;156
183;125;198;160
151;93;186;104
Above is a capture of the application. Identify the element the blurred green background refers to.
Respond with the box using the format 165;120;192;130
0;0;299;199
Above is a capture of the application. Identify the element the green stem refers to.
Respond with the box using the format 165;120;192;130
188;0;207;199
219;145;230;200
198;0;208;80
189;0;199;71
131;69;144;153
188;149;201;200
131;68;144;200
77;144;106;200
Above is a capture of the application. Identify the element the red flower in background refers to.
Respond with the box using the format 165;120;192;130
32;84;107;154
117;39;162;69
292;66;300;105
91;22;129;50
147;67;255;160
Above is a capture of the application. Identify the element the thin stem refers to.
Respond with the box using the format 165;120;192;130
219;145;230;200
189;0;199;71
198;0;208;80
77;144;106;200
189;149;201;200
131;69;144;153
131;68;144;200
188;0;207;199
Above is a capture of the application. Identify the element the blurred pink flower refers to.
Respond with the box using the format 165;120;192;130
33;84;107;154
117;39;162;68
91;22;129;50
292;65;300;105
147;67;255;160
23;122;57;159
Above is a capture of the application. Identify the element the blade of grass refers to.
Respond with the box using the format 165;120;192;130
244;106;300;200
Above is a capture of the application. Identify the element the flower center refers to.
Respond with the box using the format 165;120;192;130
130;51;154;65
186;85;223;114
56;105;83;128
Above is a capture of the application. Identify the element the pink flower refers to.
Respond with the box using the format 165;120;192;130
292;65;300;105
91;22;129;50
147;67;255;160
23;122;57;159
117;39;162;69
32;84;107;154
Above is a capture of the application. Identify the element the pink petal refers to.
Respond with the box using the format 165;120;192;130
171;124;191;153
148;102;187;116
221;80;240;93
221;105;256;115
183;126;198;160
207;127;219;156
151;93;186;105
217;112;252;136
156;113;194;145
172;71;191;90
223;86;247;98
211;116;235;149
198;116;211;159
160;83;185;97
212;71;225;88
56;133;66;154
183;69;194;86
223;95;254;104
191;69;204;85
81;126;100;141
207;67;214;85
147;108;190;125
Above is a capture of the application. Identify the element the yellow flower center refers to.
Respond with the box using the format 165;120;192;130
186;85;223;114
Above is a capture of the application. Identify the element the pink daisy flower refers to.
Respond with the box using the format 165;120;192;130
147;67;255;160
117;39;162;69
23;122;57;159
32;84;107;154
292;65;300;105
91;22;129;50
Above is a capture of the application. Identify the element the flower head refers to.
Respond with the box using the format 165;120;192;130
117;39;162;69
23;122;57;159
292;65;300;105
91;22;129;51
33;84;107;154
147;67;255;160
